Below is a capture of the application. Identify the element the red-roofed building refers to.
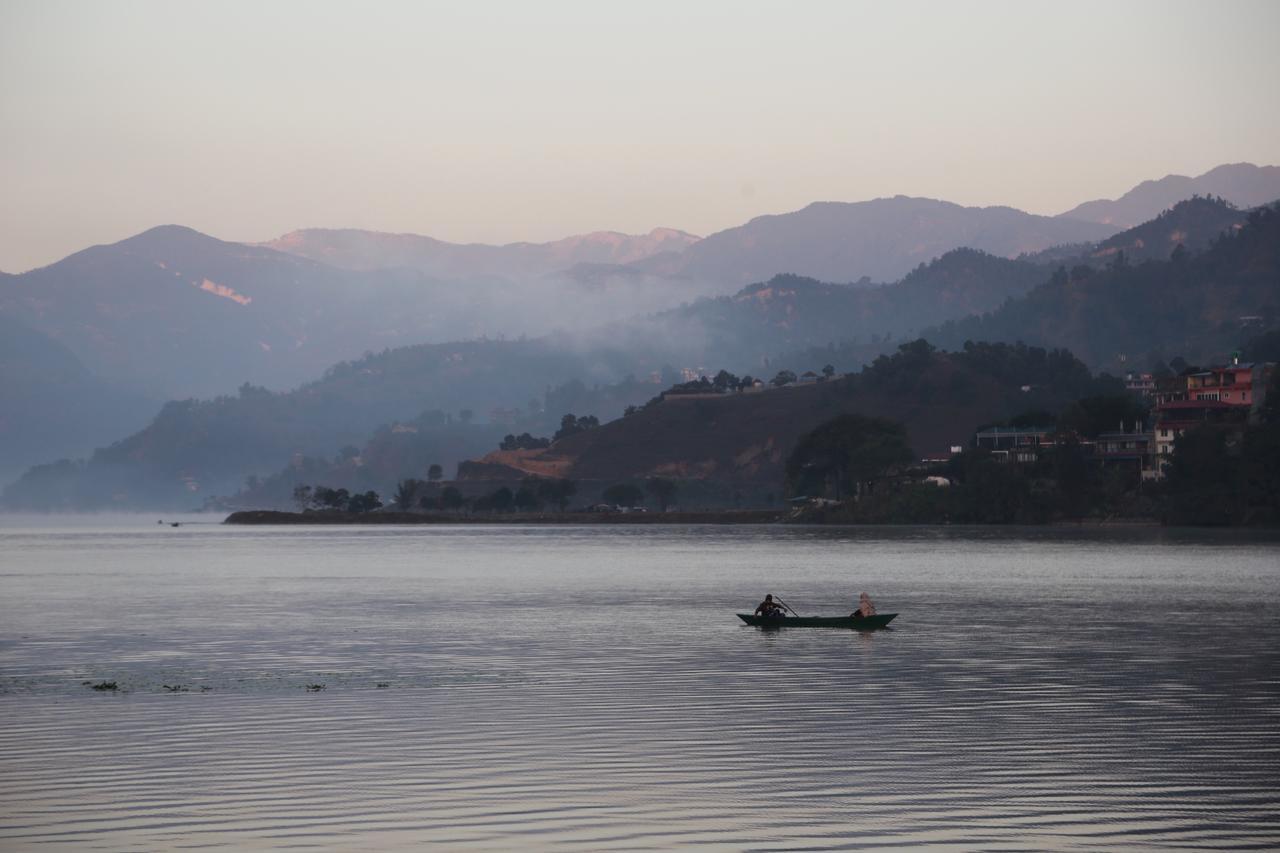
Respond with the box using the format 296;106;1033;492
1186;363;1270;407
1152;361;1274;475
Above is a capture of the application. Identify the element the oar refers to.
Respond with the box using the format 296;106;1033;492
774;595;800;617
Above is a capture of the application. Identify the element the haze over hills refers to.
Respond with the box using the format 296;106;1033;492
264;227;700;278
0;186;1130;405
264;197;1119;291
634;197;1119;287
3;164;1277;507
640;249;1049;370
0;225;468;399
1059;163;1280;228
0;248;1061;508
928;201;1280;373
461;341;1120;491
0;337;661;509
1023;195;1253;267
10;195;1265;511
0;314;158;485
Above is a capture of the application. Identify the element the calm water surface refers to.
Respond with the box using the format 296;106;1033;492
0;519;1277;849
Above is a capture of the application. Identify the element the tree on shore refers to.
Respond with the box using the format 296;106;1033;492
393;479;422;510
786;415;913;499
514;484;541;512
313;486;351;511
427;464;444;482
474;486;514;513
440;485;465;511
292;484;313;511
602;482;644;507
537;478;577;511
645;477;678;511
347;490;383;513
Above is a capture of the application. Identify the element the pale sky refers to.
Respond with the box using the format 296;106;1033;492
1;0;1278;272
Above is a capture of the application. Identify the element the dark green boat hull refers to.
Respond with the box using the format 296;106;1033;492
737;613;897;629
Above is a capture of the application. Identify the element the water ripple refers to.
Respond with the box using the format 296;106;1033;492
1;524;1278;848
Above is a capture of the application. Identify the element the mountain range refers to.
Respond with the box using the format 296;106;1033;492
2;163;1276;506
624;197;1116;286
1058;163;1280;228
263;227;700;278
927;201;1280;372
456;341;1120;493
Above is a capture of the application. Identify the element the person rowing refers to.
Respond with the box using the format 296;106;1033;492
754;593;787;618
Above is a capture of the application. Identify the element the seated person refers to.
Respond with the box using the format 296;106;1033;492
754;594;786;618
851;592;877;618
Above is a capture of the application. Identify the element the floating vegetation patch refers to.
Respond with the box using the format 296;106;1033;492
305;683;326;692
89;681;118;692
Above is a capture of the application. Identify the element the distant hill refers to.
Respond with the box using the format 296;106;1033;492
646;248;1049;368
0;337;668;508
269;198;1116;292
928;203;1280;372
460;340;1118;488
1085;196;1249;264
7;194;1260;505
633;196;1118;287
0;246;1062;507
1025;196;1250;268
0;225;719;405
1059;163;1280;228
264;227;700;277
0;225;484;399
0;313;158;485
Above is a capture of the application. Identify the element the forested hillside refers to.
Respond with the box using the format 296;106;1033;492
1025;196;1250;268
0;315;158;484
928;203;1280;372
467;340;1119;488
0;339;659;509
649;248;1049;366
1059;163;1280;227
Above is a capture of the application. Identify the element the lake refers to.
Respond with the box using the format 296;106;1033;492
1;518;1277;849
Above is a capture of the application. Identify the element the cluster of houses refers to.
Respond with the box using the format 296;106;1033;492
973;359;1275;480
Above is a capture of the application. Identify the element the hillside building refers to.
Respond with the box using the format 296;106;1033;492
1151;361;1273;476
1124;372;1156;397
1095;429;1158;480
1186;362;1269;406
974;426;1057;463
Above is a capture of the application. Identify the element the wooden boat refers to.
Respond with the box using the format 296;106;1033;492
736;612;896;629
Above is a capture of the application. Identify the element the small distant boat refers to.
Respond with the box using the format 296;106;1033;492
737;613;897;629
170;522;181;527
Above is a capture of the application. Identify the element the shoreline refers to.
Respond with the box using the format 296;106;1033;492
223;509;785;525
221;509;1166;527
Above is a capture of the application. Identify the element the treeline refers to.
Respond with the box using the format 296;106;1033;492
926;202;1280;371
284;475;683;516
790;365;1280;526
292;485;384;514
384;477;580;514
666;249;1048;367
